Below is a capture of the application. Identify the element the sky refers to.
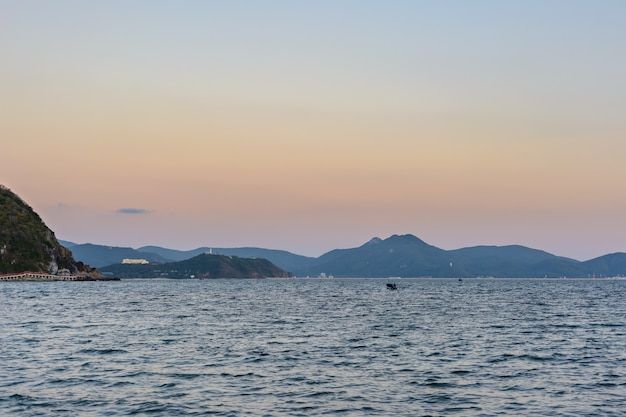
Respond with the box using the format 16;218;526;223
2;1;626;261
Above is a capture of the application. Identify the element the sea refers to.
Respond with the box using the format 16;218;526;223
1;278;625;416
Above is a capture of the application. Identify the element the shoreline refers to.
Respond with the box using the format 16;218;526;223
0;271;120;282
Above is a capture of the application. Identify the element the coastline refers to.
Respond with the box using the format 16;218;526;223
0;272;120;282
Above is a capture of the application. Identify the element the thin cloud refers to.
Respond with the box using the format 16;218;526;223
116;208;153;215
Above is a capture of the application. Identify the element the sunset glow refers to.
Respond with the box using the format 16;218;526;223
2;1;625;260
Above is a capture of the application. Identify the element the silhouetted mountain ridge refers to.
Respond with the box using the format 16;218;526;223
582;253;626;277
305;234;450;278
65;234;626;278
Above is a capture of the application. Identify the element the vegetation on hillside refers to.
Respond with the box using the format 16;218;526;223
0;185;96;275
100;253;292;279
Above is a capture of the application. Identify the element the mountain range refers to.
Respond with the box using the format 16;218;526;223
15;182;619;280
61;234;626;278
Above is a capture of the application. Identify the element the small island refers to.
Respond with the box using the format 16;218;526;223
99;252;292;279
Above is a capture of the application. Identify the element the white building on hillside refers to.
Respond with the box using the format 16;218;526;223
121;258;149;264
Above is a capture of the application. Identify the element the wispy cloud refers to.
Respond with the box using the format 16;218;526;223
116;208;153;215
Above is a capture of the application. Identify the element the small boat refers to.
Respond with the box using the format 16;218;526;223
386;283;397;290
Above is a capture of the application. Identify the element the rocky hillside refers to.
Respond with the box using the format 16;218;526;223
0;185;98;276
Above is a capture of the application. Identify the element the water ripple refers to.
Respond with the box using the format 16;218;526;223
1;279;626;415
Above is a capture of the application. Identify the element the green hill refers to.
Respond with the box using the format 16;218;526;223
0;185;98;276
100;253;292;279
137;245;315;272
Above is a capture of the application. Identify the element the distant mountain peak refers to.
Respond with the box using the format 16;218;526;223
364;237;382;245
386;234;428;245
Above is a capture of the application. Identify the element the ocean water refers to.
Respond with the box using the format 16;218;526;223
1;278;625;416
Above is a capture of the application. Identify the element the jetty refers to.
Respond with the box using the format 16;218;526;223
0;272;118;282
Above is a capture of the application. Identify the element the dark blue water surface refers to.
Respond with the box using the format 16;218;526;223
1;278;625;416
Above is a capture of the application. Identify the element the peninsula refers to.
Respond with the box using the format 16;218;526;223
0;185;103;281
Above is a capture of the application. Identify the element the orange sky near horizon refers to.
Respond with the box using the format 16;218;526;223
2;1;626;260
